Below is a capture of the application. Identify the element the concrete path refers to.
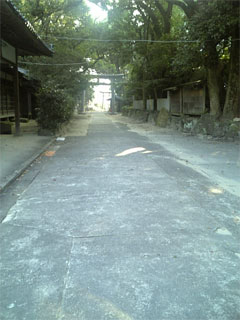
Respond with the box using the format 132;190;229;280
0;114;91;192
0;113;239;320
113;115;240;198
0;133;52;191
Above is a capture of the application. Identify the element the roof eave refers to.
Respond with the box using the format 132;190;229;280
1;0;53;57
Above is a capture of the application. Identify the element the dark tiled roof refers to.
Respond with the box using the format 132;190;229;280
0;0;53;56
164;80;204;91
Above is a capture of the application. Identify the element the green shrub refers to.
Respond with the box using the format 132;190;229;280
36;87;74;133
122;105;133;111
122;105;133;115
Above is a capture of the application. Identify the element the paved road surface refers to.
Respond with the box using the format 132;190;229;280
0;113;239;320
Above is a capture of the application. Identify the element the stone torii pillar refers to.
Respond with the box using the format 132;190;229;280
111;80;116;114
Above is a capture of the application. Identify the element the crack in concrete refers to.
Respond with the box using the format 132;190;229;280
57;237;74;320
2;222;117;239
69;234;115;239
1;221;200;240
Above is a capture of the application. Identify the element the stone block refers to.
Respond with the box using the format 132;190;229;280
226;123;239;138
156;108;169;127
0;121;13;134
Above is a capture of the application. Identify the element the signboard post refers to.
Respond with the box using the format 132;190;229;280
14;49;21;135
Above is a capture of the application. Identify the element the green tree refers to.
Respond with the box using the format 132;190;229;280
13;0;107;130
167;0;240;117
100;0;239;118
94;1;182;107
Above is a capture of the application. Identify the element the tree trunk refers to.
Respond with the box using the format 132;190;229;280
223;38;240;118
207;67;221;116
153;87;158;111
154;1;173;34
142;84;147;110
142;62;147;110
204;40;222;116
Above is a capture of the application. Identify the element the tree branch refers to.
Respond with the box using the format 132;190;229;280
166;0;192;18
154;0;173;34
136;0;162;38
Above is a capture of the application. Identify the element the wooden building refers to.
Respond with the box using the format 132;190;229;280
132;80;207;117
164;81;207;116
0;0;52;134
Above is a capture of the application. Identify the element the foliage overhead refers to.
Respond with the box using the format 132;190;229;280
13;0;240;120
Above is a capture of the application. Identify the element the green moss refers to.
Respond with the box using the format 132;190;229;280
156;109;169;128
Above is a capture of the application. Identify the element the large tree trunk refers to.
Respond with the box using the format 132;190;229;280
154;1;173;34
223;36;240;118
207;67;221;116
142;84;147;110
205;41;222;116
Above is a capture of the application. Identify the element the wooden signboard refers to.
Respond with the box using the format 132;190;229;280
1;40;16;64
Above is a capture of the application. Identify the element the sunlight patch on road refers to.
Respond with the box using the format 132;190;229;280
116;147;146;157
86;292;133;320
215;227;232;236
209;187;223;194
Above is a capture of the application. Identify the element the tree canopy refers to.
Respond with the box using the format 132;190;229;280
13;0;240;123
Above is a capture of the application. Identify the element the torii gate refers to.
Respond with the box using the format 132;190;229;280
88;74;124;113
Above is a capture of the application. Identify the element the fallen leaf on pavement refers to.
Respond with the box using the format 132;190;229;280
44;151;56;157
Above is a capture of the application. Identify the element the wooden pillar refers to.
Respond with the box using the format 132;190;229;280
82;90;86;113
142;64;147;111
180;88;183;115
111;80;115;114
27;92;32;119
202;86;206;114
14;49;21;135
